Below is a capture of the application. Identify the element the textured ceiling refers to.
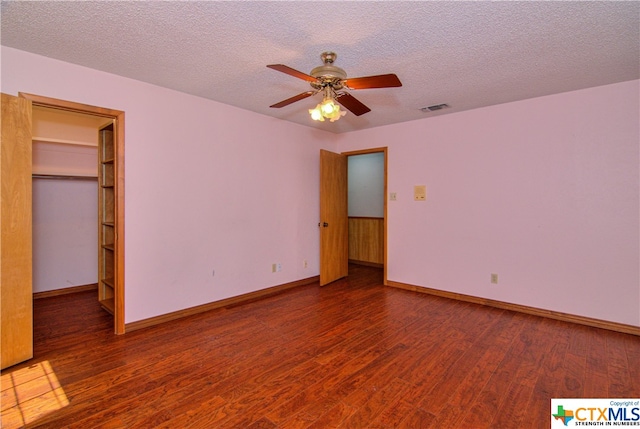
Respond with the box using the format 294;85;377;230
2;1;638;133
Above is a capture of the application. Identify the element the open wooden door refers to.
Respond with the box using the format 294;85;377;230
319;149;348;286
1;93;33;369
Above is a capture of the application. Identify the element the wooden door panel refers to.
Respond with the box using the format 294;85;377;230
319;149;348;285
1;93;33;369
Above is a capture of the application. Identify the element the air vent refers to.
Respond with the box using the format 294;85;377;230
421;103;450;112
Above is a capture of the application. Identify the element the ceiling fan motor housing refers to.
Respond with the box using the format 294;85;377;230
310;51;346;90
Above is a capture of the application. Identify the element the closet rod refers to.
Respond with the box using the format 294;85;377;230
32;174;98;181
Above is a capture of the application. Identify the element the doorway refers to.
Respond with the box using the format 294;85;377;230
345;148;387;284
319;147;387;286
347;151;385;265
20;93;125;334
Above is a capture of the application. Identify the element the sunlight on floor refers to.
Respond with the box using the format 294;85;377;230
1;360;69;428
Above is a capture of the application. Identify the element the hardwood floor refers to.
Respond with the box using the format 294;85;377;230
2;265;639;428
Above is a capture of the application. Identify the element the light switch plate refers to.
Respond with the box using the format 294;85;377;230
414;185;427;201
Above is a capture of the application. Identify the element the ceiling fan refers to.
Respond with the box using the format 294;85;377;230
267;52;402;122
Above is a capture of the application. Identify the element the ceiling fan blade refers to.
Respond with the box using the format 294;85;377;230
267;64;317;83
344;73;402;90
269;91;315;108
335;92;371;116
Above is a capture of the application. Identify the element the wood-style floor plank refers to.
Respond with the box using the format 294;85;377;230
2;265;638;428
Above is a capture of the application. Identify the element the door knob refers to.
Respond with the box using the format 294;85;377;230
323;222;329;227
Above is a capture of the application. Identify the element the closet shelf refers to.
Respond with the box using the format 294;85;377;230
33;136;97;147
32;173;98;180
100;298;114;314
102;277;115;288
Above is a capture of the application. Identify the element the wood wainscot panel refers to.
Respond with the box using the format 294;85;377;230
348;217;383;265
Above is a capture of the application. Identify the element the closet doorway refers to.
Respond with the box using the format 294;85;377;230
21;93;125;334
32;106;103;306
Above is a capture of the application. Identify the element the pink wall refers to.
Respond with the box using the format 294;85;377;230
3;46;638;327
339;80;640;327
2;47;337;323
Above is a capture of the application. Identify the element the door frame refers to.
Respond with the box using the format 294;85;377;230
19;92;126;334
342;147;388;285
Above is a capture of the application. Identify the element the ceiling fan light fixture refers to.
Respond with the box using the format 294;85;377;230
320;98;338;115
309;104;325;121
325;103;346;122
309;92;346;122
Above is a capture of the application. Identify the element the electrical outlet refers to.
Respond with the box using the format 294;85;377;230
491;273;498;284
303;259;308;268
277;263;282;272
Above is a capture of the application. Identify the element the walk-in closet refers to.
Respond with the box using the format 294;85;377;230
32;106;108;298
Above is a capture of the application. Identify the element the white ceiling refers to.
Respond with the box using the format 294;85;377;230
2;1;638;134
